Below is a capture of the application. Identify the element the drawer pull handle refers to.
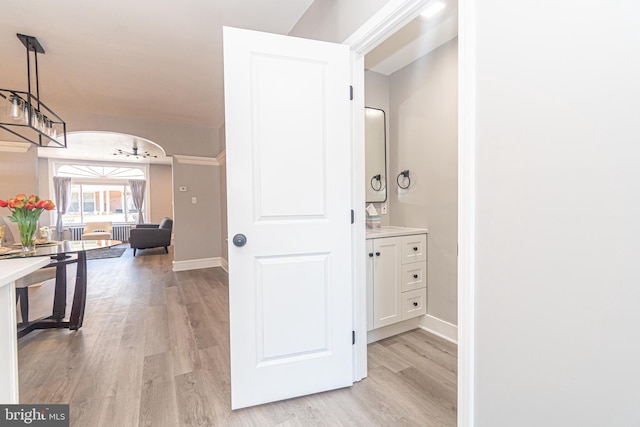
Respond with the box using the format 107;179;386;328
413;302;418;307
375;252;380;256
413;274;418;279
413;247;418;251
369;253;374;257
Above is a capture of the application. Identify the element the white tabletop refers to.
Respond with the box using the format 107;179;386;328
0;257;50;287
0;256;50;403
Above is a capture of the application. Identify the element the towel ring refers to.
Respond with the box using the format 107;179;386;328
370;174;383;191
397;170;411;190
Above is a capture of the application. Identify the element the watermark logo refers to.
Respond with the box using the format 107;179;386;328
0;405;68;426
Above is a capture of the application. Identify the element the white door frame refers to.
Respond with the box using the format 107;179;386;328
344;0;475;425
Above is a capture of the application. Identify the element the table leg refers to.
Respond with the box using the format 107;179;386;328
69;251;87;330
51;258;68;321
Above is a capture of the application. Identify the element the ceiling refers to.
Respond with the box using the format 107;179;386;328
3;0;457;164
2;0;314;129
3;0;314;163
0;0;313;144
37;132;172;165
366;0;458;75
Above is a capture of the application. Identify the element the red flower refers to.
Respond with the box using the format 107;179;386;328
1;195;54;212
1;194;55;248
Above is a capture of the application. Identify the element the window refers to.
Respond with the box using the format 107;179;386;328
55;162;147;224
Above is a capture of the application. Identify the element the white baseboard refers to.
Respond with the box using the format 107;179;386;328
172;257;225;272
367;317;422;344
419;314;458;344
220;258;228;272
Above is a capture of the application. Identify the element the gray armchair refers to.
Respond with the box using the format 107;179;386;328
129;217;173;256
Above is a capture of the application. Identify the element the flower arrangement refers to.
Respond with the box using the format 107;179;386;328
0;194;55;251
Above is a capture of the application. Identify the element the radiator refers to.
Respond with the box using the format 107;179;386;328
68;224;132;242
69;226;84;240
112;224;131;242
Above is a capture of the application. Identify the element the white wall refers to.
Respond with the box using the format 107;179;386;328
0;149;39;199
389;38;458;325
172;159;221;263
472;0;640;425
0;149;39;243
148;164;173;224
290;0;391;42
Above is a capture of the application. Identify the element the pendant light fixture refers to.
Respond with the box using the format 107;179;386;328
0;34;67;148
113;142;158;160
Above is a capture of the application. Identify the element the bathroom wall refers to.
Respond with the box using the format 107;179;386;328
364;70;391;226
364;38;458;327
388;38;458;326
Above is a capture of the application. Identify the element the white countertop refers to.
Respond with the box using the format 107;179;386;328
365;226;428;239
0;257;51;287
0;255;50;404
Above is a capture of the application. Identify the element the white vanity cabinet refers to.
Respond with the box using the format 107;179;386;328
367;236;402;329
366;227;428;332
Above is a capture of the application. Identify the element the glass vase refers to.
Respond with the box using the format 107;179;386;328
18;217;38;253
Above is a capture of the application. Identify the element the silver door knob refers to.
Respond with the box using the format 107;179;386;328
233;234;247;247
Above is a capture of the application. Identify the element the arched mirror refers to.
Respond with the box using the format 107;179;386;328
365;107;387;202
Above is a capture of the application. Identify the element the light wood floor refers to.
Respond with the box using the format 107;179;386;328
17;245;457;426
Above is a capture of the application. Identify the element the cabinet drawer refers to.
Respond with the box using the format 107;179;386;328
401;288;427;320
401;234;427;264
401;261;427;292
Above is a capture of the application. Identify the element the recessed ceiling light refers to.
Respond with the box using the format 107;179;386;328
421;1;445;18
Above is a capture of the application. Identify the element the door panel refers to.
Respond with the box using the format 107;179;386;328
224;26;353;409
256;253;329;362
252;55;328;220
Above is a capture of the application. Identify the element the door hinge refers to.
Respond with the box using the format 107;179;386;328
352;330;356;345
349;85;353;101
351;209;354;224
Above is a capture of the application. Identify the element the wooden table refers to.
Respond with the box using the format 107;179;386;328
0;240;121;338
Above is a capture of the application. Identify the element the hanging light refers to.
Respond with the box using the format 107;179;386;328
113;145;158;160
0;34;67;148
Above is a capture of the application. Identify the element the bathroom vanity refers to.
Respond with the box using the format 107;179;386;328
366;226;428;343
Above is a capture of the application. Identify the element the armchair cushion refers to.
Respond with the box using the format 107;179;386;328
129;217;173;256
81;221;113;240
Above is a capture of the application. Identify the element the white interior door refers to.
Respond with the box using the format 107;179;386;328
223;26;353;410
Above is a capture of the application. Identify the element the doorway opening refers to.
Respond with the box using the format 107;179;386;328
345;1;462;420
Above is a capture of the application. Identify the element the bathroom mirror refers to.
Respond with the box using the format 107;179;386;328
365;107;387;202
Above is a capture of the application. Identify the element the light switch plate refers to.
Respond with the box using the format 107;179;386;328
179;186;188;192
381;203;388;214
191;197;197;204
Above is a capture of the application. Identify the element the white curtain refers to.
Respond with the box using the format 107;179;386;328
129;179;146;224
53;176;72;240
